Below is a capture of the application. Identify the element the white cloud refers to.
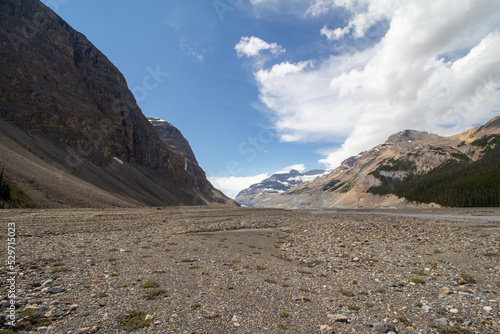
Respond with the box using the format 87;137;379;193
178;35;205;63
235;36;285;58
311;0;395;38
248;0;500;168
306;0;341;16
254;51;373;143
209;173;269;199
256;61;312;80
320;24;349;41
187;49;204;63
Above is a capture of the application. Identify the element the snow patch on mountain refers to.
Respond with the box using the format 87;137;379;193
235;169;327;207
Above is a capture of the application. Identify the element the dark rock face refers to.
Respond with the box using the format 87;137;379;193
0;0;233;207
148;118;197;164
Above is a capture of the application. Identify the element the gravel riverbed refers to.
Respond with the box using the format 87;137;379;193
0;207;499;333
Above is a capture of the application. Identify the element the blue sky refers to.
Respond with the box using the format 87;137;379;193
42;0;500;198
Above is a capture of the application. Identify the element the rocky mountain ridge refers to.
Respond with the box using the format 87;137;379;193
148;118;198;164
0;0;234;208
251;116;500;209
235;169;327;207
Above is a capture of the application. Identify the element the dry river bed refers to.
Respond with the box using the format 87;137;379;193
0;207;499;334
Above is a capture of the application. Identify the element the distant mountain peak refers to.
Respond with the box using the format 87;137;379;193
386;129;443;145
235;169;326;207
148;117;169;124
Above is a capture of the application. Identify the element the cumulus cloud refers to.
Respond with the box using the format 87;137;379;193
254;52;373;143
235;36;285;58
208;173;269;199
311;0;395;38
248;0;500;168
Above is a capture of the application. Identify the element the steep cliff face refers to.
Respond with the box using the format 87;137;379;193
148;118;197;164
0;0;234;208
255;116;500;209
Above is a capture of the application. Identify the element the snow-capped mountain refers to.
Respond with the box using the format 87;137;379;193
235;169;327;207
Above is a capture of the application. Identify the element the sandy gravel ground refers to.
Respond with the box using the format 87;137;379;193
0;207;499;333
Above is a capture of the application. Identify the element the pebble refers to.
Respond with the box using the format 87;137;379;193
206;313;219;319
25;305;40;311
295;296;310;303
328;313;349;323
434;318;448;328
42;279;53;287
53;310;65;318
47;287;66;294
319;324;334;333
422;305;432;313
439;287;453;298
375;323;398;333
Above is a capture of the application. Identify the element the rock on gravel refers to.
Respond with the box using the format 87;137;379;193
375;323;399;333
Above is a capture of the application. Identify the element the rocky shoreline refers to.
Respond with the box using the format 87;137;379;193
0;207;499;333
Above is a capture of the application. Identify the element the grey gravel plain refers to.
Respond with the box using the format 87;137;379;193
0;207;499;333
